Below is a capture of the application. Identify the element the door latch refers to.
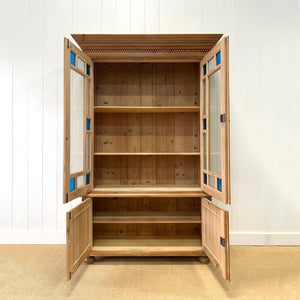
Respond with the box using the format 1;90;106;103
220;237;226;247
220;114;226;122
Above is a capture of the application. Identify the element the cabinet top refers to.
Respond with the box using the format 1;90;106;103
71;34;223;51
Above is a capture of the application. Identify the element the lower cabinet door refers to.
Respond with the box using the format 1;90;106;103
201;198;230;280
66;198;93;280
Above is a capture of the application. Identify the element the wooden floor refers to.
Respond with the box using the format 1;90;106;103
0;245;300;299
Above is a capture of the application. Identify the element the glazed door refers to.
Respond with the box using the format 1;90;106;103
201;198;230;280
66;198;93;280
200;37;230;204
63;38;94;203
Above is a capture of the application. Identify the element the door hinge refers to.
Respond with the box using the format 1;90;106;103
220;114;226;122
220;237;226;247
66;193;68;203
69;212;71;220
69;272;71;280
67;39;70;49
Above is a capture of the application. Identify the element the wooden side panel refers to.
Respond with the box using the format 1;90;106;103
66;198;93;281
201;198;230;280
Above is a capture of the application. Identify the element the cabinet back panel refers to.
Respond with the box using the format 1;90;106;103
94;155;199;186
94;63;199;106
93;197;201;212
93;223;201;238
94;112;199;153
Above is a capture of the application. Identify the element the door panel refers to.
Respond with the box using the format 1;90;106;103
201;198;230;280
64;38;94;203
200;37;230;204
66;198;93;281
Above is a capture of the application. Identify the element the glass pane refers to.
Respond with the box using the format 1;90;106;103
87;64;90;76
216;51;221;65
86;134;90;170
203;79;206;115
70;52;75;66
203;133;207;170
77;175;84;188
69;178;75;192
86;119;91;131
217;178;222;192
208;57;215;71
203;64;206;76
86;79;90;116
209;175;215;188
78;57;85;72
70;70;84;174
209;70;221;175
86;173;90;185
203;173;207;185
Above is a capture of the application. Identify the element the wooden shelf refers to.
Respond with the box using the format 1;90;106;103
88;185;207;198
90;238;204;257
93;211;201;224
94;106;200;113
94;152;200;156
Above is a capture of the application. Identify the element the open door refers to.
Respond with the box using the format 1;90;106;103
66;198;93;280
202;198;230;280
200;37;230;204
63;38;94;203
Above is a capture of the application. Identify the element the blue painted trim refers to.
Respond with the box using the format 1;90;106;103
70;52;75;66
86;64;90;75
86;119;91;131
86;173;90;185
217;178;222;192
69;178;75;192
216;51;221;65
203;64;206;76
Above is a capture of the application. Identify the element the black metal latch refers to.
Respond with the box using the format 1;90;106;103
220;114;226;123
220;237;226;247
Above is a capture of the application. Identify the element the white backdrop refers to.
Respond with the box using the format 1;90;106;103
0;0;299;245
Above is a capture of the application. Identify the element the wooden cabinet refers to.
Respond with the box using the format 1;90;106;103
63;34;230;281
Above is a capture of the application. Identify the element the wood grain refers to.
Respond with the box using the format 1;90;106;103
90;238;205;256
201;198;230;280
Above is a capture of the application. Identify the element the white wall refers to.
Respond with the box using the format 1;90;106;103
0;0;299;245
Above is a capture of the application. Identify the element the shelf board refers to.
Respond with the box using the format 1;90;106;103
93;211;201;224
91;238;204;257
94;152;200;156
88;185;207;198
94;106;200;113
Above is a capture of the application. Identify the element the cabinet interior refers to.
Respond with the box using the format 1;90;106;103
91;62;202;254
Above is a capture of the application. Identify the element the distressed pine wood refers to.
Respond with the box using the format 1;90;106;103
201;198;230;280
94;113;199;153
94;156;199;186
93;211;201;224
94;63;199;107
66;198;93;281
71;34;223;61
90;238;206;256
87;186;207;198
94;106;200;113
